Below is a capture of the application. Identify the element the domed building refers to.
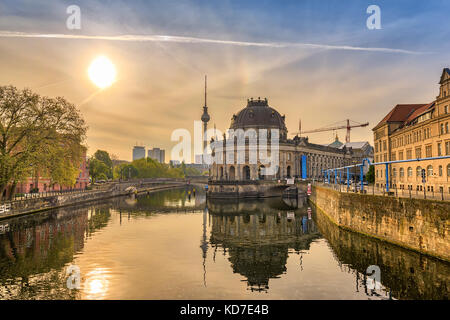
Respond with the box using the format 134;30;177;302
207;97;358;198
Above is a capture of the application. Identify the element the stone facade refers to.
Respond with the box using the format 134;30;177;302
373;68;450;195
209;98;365;183
308;184;450;261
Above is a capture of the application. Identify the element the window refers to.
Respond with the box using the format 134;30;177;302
400;168;404;178
441;124;445;135
445;105;449;114
438;143;442;156
398;151;404;160
406;150;412;160
446;122;449;134
446;141;450;155
415;147;421;158
448;164;450;176
425;145;432;158
393;168;397;177
416;166;422;177
439;165;443;176
407;167;413;177
391;153;396;161
383;141;387;151
427;165;433;176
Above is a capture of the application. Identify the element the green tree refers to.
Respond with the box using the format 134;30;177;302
366;165;375;183
94;150;112;178
88;158;110;182
0;86;87;200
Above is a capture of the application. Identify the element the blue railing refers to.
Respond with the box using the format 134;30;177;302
322;155;450;193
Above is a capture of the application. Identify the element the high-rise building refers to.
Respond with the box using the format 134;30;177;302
132;145;146;161
148;148;165;163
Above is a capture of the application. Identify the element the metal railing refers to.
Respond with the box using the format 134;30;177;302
312;180;450;202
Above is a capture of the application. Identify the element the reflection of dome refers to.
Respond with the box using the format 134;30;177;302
228;245;288;291
230;98;287;132
208;204;321;292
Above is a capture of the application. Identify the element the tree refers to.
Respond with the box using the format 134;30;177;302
88;158;110;182
366;165;375;183
0;86;87;200
94;150;112;178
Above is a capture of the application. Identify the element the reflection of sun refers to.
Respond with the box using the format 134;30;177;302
88;56;116;89
83;268;110;299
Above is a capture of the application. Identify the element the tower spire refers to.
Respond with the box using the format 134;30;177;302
204;75;207;108
201;75;211;156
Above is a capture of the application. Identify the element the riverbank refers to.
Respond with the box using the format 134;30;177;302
307;185;449;262
0;181;187;221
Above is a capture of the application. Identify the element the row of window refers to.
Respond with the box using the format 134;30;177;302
375;141;450;162
378;184;450;194
376;164;450;178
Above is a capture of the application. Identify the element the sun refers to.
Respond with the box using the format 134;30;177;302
88;56;117;89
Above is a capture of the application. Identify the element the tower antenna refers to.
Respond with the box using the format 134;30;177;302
204;75;207;107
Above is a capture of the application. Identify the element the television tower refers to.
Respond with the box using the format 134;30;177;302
201;75;210;152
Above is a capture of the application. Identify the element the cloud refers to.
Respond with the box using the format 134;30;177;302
0;30;428;55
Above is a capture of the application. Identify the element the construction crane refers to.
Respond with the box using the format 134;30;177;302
292;119;369;143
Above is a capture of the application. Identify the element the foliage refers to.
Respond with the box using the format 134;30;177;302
94;150;112;178
366;165;375;183
113;157;184;179
0;86;87;200
88;158;110;183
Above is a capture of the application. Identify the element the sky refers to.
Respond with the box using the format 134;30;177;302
0;0;449;162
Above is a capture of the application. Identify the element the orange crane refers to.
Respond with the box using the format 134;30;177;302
292;119;369;143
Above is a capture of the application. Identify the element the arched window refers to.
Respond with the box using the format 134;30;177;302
447;164;450;177
393;168;397;177
416;166;422;177
243;165;250;180
229;166;235;180
439;165;443;177
427;165;433;176
258;165;265;180
400;168;404;178
407;167;413;177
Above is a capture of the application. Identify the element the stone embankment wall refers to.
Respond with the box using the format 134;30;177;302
0;182;185;220
308;185;449;262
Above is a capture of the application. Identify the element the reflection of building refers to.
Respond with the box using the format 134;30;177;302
209;98;362;182
148;148;165;163
373;68;450;193
208;200;320;291
132;145;146;161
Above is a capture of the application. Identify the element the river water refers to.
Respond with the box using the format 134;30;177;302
0;188;448;300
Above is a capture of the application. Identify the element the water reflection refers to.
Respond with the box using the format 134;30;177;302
208;198;319;292
0;205;111;299
0;187;448;300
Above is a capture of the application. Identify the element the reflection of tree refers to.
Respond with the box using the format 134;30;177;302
0;205;111;299
313;204;450;300
111;188;206;215
209;199;320;292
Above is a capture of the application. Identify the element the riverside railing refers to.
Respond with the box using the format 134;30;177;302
319;155;450;201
